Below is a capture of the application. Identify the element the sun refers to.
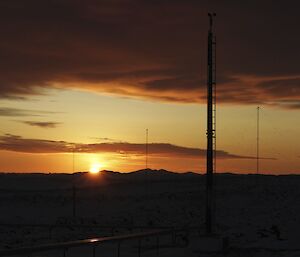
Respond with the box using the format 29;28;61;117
89;163;103;174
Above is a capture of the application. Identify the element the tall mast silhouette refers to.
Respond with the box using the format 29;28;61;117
206;13;216;235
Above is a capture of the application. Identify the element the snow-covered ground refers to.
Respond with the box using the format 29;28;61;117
0;170;299;256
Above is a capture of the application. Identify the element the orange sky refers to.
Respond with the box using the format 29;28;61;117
0;90;299;174
0;1;299;174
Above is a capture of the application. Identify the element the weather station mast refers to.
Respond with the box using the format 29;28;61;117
206;13;217;235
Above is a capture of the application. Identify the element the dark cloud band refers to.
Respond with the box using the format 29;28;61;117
0;134;275;160
0;1;299;108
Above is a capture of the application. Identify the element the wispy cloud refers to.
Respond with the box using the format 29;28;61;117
90;137;125;143
0;108;57;117
0;134;276;160
18;121;62;128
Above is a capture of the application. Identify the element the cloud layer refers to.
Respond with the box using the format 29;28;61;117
0;1;299;107
0;108;56;117
18;121;61;128
0;134;275;160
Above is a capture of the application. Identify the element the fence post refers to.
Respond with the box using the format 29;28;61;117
185;228;190;246
48;226;52;239
63;248;67;257
171;228;176;245
93;245;96;257
117;241;121;257
138;238;142;257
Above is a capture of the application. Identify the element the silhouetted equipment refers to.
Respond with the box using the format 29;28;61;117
206;12;216;235
257;106;260;175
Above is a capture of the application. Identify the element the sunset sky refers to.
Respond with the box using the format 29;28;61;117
0;0;299;174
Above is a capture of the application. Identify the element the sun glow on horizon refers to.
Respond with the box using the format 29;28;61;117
89;163;103;174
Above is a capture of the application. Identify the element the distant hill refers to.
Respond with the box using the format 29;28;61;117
0;169;299;191
0;169;202;190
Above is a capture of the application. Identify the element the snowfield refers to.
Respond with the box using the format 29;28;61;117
0;170;299;256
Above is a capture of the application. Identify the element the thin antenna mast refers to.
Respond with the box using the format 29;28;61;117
72;145;76;218
256;107;260;175
206;12;216;235
72;147;75;173
146;129;148;169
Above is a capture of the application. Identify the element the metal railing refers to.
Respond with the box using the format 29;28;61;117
0;223;199;239
0;228;189;257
